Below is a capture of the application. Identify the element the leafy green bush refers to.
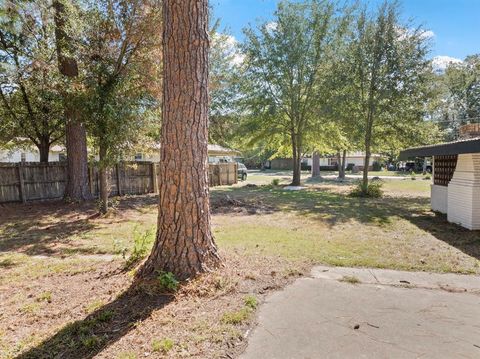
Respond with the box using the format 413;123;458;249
157;271;179;292
372;161;382;171
271;178;280;186
349;181;383;198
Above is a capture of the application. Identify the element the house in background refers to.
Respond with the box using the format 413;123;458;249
0;144;65;163
1;142;240;165
267;152;383;171
400;124;480;230
131;144;241;164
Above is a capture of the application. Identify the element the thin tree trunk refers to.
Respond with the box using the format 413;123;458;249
54;0;92;202
98;144;109;214
311;151;320;178
362;140;371;192
291;132;301;186
138;0;220;281
336;151;342;179
341;149;347;178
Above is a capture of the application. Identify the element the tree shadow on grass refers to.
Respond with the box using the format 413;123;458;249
16;283;173;359
0;194;158;256
403;209;480;262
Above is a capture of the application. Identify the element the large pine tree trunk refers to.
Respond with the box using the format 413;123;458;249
65;121;91;200
139;0;220;281
53;0;91;201
311;151;320;178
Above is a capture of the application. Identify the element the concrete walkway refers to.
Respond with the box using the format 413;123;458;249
241;266;480;359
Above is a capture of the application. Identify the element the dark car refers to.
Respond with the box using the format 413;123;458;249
237;163;248;181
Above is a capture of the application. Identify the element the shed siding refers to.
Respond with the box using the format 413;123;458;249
447;153;480;230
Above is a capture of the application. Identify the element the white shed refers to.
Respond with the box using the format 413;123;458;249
400;125;480;230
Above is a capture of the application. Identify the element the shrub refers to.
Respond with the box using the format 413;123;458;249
349;181;383;198
424;174;431;180
157;271;179;292
271;178;280;186
372;161;382;171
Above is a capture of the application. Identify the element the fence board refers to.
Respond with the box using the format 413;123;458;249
0;161;237;204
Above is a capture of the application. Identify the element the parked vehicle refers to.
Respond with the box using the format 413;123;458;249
237;163;248;181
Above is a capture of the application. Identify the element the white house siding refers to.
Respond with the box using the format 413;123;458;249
431;184;448;214
447;153;480;230
0;148;62;163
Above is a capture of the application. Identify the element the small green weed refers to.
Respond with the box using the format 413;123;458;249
271;178;280;186
244;295;258;310
340;275;361;284
152;338;174;353
97;309;115;322
81;335;100;348
125;226;155;268
157;271;179;292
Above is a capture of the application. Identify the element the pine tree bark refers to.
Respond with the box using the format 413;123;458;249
53;0;92;201
138;0;220;280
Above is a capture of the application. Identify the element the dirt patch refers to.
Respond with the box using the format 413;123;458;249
0;252;308;359
211;195;275;215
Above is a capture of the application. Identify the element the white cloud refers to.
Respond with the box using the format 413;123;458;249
432;55;463;73
420;30;435;40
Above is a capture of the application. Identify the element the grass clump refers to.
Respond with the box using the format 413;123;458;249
85;299;105;314
97;309;115;322
81;334;101;348
117;351;137;359
244;295;258;310
152;338;174;353
221;307;251;325
125;226;155;268
340;275;361;284
271;178;280;186
157;271;179;292
349;181;383;198
36;291;52;303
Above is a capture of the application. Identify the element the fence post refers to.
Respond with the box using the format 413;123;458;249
116;164;122;196
151;162;158;193
17;163;26;203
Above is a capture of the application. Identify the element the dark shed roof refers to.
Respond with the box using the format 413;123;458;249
399;137;480;160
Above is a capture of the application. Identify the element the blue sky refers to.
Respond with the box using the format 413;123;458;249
211;0;480;61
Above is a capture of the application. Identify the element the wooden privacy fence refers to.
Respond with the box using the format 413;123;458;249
0;162;237;204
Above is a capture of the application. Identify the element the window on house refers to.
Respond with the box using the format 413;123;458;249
59;153;67;162
20;152;26;162
134;153;143;161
